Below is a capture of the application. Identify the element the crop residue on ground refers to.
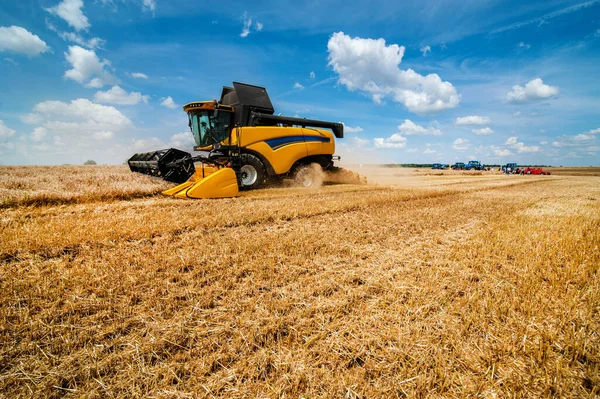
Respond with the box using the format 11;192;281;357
1;165;599;398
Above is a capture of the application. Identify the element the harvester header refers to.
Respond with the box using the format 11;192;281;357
128;82;345;199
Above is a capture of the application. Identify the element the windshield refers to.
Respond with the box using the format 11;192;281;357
188;110;231;147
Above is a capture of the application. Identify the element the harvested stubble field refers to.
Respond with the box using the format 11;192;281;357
1;165;599;398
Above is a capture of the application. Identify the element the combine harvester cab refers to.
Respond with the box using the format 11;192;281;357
128;82;344;199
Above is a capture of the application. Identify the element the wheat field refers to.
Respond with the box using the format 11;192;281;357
1;165;599;398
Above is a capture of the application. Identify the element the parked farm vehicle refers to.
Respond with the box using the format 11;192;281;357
503;163;518;174
452;162;465;170
521;167;551;175
432;163;447;169
466;160;486;171
128;82;344;199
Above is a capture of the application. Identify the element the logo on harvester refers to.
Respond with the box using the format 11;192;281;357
265;135;330;150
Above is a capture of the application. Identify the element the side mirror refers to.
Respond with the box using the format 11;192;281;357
213;100;219;119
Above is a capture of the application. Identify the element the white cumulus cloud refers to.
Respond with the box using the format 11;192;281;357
506;78;559;103
0;120;16;138
374;133;407;149
552;132;597;147
94;86;149;105
584;128;600;135
472;127;494;136
397;119;442;136
512;142;541;153
93;130;113;140
455;115;491;125
131;72;148;79
342;124;363;133
21;113;44;125
494;148;512;157
327;32;460;115
169;132;195;148
310;71;316;79
452;138;470;151
46;0;90;31
16;98;133;162
504;136;541;153
160;96;178;109
31;127;48;142
133;137;163;152
293;82;304;89
0;26;50;56
64;45;118;88
34;98;131;128
420;45;431;56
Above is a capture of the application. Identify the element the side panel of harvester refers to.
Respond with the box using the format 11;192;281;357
304;128;335;157
234;126;335;175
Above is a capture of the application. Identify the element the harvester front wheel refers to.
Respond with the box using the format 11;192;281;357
239;153;266;190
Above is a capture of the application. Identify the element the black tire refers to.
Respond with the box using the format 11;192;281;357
239;153;266;190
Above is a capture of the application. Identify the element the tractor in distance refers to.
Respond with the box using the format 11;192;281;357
128;82;345;199
502;162;519;174
465;160;486;171
452;162;465;170
432;163;448;170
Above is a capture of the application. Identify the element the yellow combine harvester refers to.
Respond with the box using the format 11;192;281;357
128;82;344;199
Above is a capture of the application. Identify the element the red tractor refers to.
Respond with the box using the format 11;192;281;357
521;167;551;175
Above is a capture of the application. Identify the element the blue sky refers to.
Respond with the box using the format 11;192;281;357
0;0;599;165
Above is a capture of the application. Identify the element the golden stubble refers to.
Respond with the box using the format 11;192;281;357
1;166;599;398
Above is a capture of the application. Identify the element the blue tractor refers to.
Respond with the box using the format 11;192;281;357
465;160;486;171
502;162;518;174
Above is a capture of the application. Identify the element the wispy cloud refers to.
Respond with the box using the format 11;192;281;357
240;12;263;38
240;12;252;38
274;77;337;99
517;42;531;50
491;1;599;34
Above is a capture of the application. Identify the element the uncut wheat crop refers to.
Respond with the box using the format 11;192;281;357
1;165;599;398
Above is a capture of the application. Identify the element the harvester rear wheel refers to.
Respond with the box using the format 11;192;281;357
239;153;266;190
294;163;325;188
